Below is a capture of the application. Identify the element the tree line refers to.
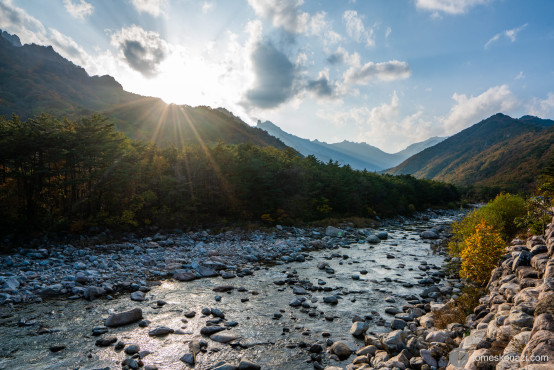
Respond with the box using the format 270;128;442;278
0;114;460;235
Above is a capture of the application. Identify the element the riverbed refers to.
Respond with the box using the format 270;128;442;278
0;211;462;370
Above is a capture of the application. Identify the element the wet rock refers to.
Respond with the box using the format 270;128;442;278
125;344;140;355
384;306;401;315
180;353;195;366
350;321;369;337
148;326;174;337
130;291;146;302
420;230;438;239
200;326;226;336
366;235;381;244
95;337;117;347
326;226;344;237
213;285;234;292
391;318;407;330
105;308;143;327
184;311;196;318
330;341;352;360
376;231;388;240
210;333;239;343
323;295;338;304
92;326;109;336
310;344;323;353
49;345;66;352
138;319;151;327
237;359;261;370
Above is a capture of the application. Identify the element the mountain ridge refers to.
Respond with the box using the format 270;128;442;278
388;113;554;192
0;29;287;149
257;120;446;171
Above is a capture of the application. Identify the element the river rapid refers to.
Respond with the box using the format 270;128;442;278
0;211;463;370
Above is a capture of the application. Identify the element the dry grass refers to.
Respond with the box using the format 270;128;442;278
434;286;484;329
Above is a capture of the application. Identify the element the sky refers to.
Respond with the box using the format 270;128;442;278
1;0;554;152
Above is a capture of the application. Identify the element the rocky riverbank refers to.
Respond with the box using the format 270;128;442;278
0;210;458;307
338;217;554;370
0;209;466;369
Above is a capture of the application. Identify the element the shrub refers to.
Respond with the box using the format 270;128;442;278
460;220;506;286
434;286;484;329
449;193;525;257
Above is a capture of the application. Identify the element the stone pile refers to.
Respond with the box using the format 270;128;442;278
340;217;554;370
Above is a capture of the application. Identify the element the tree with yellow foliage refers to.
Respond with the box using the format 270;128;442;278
460;220;506;286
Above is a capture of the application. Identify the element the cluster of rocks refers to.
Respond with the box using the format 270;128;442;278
442;218;554;369
0;210;459;306
337;218;554;370
86;304;262;370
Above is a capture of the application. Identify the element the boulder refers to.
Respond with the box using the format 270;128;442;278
326;226;344;237
105;308;143;327
520;330;554;367
381;330;406;353
366;235;381;244
350;321;369;337
330;341;352;360
174;271;196;281
420;230;439;239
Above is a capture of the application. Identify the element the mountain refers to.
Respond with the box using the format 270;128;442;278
0;30;287;149
257;120;445;171
388;113;554;192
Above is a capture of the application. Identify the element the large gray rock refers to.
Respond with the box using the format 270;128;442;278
520;330;554;367
350;321;369;337
105;308;143;327
513;251;533;270
366;235;381;244
326;226;344;237
420;230;438;239
381;330;406;353
174;271;196;281
130;291;146;301
330;341;352;360
425;330;451;343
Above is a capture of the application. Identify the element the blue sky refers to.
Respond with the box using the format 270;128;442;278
1;0;554;152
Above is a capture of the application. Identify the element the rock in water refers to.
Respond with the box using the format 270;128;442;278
105;308;143;327
130;291;146;301
148;326;174;336
330;341;352;360
238;359;261;370
350;321;369;337
326;226;344;237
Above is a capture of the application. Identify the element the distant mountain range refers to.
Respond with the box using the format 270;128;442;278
0;29;286;149
388;113;554;192
257;120;445;171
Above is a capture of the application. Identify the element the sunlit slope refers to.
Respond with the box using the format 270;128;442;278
388;113;554;192
0;33;286;149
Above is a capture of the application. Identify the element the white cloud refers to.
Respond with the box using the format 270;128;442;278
441;85;519;134
385;26;392;39
343;60;411;85
416;0;490;15
0;0;48;45
248;0;309;34
318;92;433;151
515;71;525;80
485;23;527;49
202;2;214;13
131;0;165;17
528;93;554;118
110;25;169;77
343;10;374;47
63;0;93;19
48;28;90;66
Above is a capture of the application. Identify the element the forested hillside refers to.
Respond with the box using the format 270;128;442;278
0;115;459;234
0;33;286;149
388;113;554;194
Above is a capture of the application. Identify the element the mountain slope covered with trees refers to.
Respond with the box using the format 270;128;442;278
388;113;554;193
0;31;286;149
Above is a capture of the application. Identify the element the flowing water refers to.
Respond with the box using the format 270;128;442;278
0;213;461;370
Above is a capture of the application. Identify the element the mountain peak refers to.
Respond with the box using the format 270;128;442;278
0;29;22;47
